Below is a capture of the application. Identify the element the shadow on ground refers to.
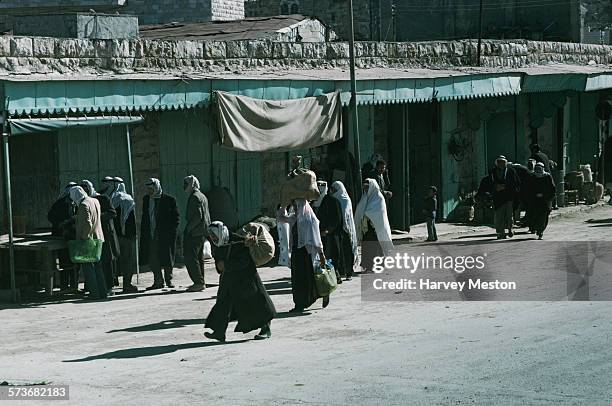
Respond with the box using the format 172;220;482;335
63;339;250;362
107;318;205;333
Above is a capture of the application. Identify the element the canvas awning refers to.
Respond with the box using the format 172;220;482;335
8;116;144;135
215;90;342;152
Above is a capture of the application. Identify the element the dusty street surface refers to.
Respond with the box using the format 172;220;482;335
2;206;612;405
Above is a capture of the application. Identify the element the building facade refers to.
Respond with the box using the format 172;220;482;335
0;0;245;33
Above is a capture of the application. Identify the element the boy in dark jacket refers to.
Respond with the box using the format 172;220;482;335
423;186;438;242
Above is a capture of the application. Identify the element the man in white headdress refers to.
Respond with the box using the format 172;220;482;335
81;179;121;296
141;178;180;290
183;175;211;292
110;178;137;290
490;156;520;239
48;181;78;291
70;186;107;300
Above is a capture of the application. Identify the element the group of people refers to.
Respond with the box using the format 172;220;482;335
276;156;396;315
47;175;212;299
478;144;556;240
48;177;137;299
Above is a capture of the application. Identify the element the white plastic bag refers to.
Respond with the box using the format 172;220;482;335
203;240;213;260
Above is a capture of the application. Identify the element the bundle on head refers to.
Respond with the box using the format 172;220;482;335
280;169;320;207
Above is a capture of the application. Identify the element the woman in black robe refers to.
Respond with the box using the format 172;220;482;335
313;181;343;284
530;163;556;239
204;221;276;342
279;199;329;312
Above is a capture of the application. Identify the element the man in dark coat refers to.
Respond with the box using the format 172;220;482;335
530;144;551;173
48;182;78;291
312;181;344;283
81;180;122;295
490;156;520;239
140;178;180;290
183;175;211;292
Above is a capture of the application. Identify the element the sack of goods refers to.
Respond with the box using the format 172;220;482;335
238;222;276;266
280;168;320;207
314;259;338;297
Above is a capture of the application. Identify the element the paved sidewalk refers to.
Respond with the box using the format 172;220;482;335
395;199;609;242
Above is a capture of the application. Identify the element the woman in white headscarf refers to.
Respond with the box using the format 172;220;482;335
203;221;276;342
354;179;393;272
278;198;330;312
331;181;358;280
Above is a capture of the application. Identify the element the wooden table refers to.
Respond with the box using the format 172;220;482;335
0;233;68;295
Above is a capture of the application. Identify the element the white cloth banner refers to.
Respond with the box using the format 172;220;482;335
216;91;342;152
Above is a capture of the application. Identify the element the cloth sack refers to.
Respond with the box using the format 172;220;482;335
313;259;337;297
238;222;276;267
280;169;320;207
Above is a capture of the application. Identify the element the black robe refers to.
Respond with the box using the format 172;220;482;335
490;166;520;209
360;219;383;273
95;194;120;260
290;224;322;309
530;174;556;233
205;237;276;334
315;195;344;278
48;196;75;237
140;194;180;267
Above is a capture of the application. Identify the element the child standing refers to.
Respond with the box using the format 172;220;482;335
423;186;438;242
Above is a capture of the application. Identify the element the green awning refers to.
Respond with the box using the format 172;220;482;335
522;73;587;93
8;116;144;135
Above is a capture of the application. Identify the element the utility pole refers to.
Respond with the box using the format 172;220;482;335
477;0;484;66
348;0;362;193
391;1;396;42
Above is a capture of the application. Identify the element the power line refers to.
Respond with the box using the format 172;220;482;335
395;0;575;12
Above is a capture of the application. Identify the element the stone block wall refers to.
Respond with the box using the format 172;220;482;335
0;37;611;75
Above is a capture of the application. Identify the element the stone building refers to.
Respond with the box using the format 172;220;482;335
1;32;612;235
0;0;245;33
246;0;605;43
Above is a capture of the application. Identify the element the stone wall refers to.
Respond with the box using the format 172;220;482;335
0;37;611;75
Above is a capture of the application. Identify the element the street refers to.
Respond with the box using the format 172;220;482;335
2;205;612;405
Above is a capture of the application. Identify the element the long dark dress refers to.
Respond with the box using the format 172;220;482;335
315;195;343;280
290;225;321;309
205;236;276;334
360;219;383;273
531;174;556;234
338;228;355;278
140;194;180;267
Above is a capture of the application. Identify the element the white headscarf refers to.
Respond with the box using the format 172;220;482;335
183;175;200;194
58;182;78;199
331;181;358;256
145;178;163;199
80;180;98;197
312;181;328;208
533;162;549;178
295;199;323;256
69;186;88;205
208;221;230;247
354;179;393;244
100;176;119;198
111;183;135;233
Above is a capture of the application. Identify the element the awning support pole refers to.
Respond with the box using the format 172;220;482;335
349;0;362;194
1;112;17;302
126;125;139;284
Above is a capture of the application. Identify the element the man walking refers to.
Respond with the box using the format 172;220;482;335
490;156;520;240
183;175;211;292
141;178;180;290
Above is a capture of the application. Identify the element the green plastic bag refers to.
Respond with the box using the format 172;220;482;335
314;260;337;297
68;239;104;264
